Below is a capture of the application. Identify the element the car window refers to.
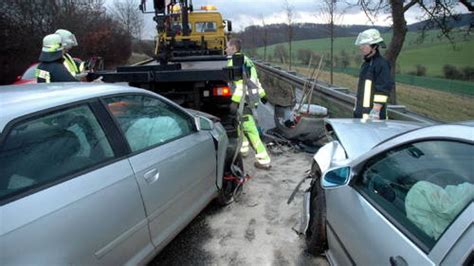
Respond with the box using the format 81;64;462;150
0;105;115;202
104;95;195;152
354;140;473;251
195;22;217;32
22;64;38;80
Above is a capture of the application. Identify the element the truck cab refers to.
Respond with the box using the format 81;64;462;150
155;4;231;58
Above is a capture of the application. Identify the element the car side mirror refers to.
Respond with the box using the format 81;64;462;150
196;116;214;131
321;166;351;189
226;20;232;32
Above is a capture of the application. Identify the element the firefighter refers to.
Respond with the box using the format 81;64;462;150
35;34;78;83
354;28;394;120
55;29;85;77
226;38;271;170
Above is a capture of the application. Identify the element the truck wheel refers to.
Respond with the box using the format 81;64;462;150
305;163;328;255
216;154;244;206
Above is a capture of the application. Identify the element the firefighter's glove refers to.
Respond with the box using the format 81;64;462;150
229;102;239;115
369;103;383;120
261;96;268;105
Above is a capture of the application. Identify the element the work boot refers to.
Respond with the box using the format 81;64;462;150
254;161;271;170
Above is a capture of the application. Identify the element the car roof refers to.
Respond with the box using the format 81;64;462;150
0;83;151;133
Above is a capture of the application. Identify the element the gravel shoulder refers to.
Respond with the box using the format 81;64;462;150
150;149;328;265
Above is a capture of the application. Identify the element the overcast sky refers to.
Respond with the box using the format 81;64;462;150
135;0;467;39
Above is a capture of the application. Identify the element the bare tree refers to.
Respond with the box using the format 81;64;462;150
260;14;269;61
0;0;132;84
110;0;144;39
316;0;345;85
358;0;473;103
274;44;289;64
283;0;294;70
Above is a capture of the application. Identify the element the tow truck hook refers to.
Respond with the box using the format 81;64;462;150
225;163;252;185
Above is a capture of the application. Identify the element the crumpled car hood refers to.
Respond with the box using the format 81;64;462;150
325;119;423;159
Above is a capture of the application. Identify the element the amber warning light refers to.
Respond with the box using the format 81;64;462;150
201;5;217;11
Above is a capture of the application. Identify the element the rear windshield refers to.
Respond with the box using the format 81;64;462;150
22;65;38;80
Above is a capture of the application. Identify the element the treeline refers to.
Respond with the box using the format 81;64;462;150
0;0;134;85
233;23;389;50
407;13;473;31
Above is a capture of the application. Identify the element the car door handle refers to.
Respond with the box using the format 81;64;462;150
390;256;408;266
144;169;160;184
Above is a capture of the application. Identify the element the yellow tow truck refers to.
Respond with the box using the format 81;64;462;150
144;0;232;62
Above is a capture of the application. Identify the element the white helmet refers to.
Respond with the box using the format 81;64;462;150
55;29;78;49
39;34;64;62
355;28;385;47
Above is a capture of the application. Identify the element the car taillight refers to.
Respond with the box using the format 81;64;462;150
213;86;232;97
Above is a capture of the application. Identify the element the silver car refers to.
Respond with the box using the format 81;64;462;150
0;83;231;264
301;119;473;265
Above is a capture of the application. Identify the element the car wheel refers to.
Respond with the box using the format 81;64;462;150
305;162;328;255
216;154;244;206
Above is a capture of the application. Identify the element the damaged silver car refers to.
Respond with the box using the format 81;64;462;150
0;83;232;264
301;119;473;265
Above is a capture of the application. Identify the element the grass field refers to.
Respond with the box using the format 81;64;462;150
265;63;474;122
256;30;474;78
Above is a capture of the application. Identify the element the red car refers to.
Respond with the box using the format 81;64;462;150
13;63;38;85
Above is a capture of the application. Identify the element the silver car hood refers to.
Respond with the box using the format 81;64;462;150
325;119;423;159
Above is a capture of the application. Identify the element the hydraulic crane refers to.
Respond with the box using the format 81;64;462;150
140;0;232;64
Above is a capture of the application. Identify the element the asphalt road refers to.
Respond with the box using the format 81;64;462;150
149;104;328;265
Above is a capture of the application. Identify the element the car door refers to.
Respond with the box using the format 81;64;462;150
325;139;473;265
102;94;217;249
0;102;151;265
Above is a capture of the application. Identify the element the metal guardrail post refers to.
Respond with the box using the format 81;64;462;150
254;61;438;124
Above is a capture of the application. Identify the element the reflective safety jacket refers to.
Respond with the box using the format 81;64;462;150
63;53;84;77
227;54;266;104
36;59;78;83
354;50;394;119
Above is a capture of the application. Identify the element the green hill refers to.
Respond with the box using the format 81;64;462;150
255;30;473;78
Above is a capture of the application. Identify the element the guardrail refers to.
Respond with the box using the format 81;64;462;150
254;61;438;124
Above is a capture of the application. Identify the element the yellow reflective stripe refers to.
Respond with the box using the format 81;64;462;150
35;69;51;82
79;62;85;72
363;79;372;108
63;54;79;75
373;94;388;103
233;89;243;96
45;44;61;52
256;152;271;164
240;146;250;153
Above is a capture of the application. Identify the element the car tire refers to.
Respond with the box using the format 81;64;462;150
216;154;244;206
305;162;328;255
